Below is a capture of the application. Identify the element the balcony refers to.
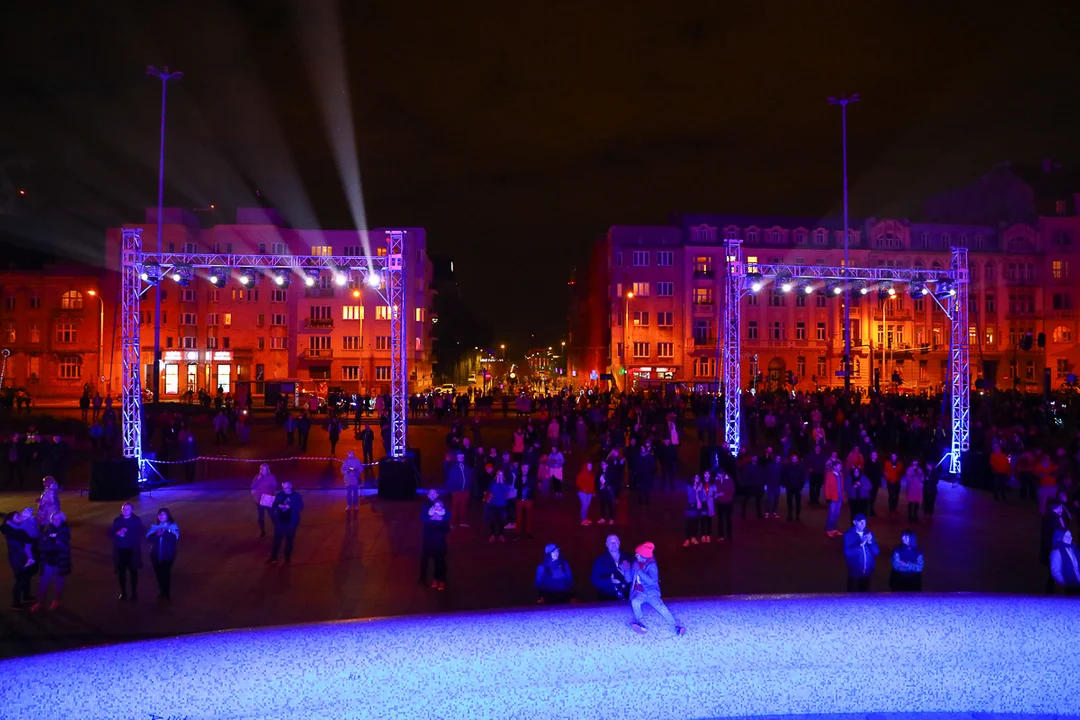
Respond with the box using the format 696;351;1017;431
687;336;716;348
693;269;715;279
692;301;714;312
303;348;333;359
305;318;334;329
304;287;336;299
1051;308;1077;318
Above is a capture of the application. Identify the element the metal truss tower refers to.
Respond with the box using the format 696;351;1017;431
386;231;408;459
119;227;410;474
719;249;970;474
721;238;744;453
948;246;971;475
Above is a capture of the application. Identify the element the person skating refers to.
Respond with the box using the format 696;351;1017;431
590;534;632;601
627;542;686;636
146;508;179;600
842;514;879;592
109;502;144;601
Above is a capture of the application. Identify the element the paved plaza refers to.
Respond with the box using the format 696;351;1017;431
0;410;1054;659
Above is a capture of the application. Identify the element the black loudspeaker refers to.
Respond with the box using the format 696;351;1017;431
89;459;140;502
378;451;420;500
959;451;989;490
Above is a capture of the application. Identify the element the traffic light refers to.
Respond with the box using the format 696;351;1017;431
620;367;627;374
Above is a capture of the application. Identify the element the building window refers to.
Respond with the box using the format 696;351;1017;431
29;324;40;343
794;229;807;245
1053;326;1073;343
656;251;673;267
747;293;758;306
257;337;265;350
270;337;288;350
342;366;360;381
631;282;650;297
771;321;784;341
182;336;197;349
657;282;674;297
271;289;287;303
180;289;197;303
768;291;784;307
371;336;388;351
985;326;996;346
817;356;827;379
913;298;925;313
814;322;825;341
207;289;219;303
206;336;218;350
376;305;392;320
343;306;362;321
60;290;83;310
632;311;650;327
28;294;40;309
55;323;76;344
415;308;425;322
747;228;758;244
691;288;712;305
985;263;995;283
375;366;391;381
796;356;806;378
343;336;362;350
632;342;650;358
657;342;674;358
2;297;13;312
748;321;758;340
1053;293;1072;311
795;322;806;340
795;293;806;308
694;357;715;377
632;251;650;266
311;246;332;256
309;336;331;352
3;322;14;343
814;229;827;245
58;355;82;379
1026;360;1035;380
614;252;623;267
657;311;674;327
179;312;196;325
1053;260;1069;280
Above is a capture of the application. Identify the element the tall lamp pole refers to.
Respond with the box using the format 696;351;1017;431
147;65;183;408
828;92;859;393
88;290;105;391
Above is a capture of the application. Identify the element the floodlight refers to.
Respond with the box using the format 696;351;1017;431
208;268;229;286
333;266;349;287
777;274;793;293
238;269;259;287
304;269;320;287
169;264;193;287
366;272;382;288
799;281;814;295
747;273;763;293
826;281;843;296
272;269;291;288
139;262;161;284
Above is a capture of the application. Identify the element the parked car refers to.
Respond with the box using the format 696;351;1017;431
440;383;457;394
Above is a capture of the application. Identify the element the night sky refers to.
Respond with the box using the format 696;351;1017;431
2;0;1079;349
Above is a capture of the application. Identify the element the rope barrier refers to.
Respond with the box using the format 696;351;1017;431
143;455;379;467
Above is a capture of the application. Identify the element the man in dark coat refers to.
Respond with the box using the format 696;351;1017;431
1041;501;1070;593
109;502;144;601
590;534;632;601
268;482;304;565
419;497;450;589
1;509;38;608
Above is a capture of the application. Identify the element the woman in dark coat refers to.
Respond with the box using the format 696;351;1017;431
32;511;71;612
146;508;180;600
109;502;144;601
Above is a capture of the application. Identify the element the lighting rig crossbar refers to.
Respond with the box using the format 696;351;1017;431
120;228;411;477
721;238;970;475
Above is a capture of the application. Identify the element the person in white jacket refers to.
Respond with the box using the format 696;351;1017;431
250;464;278;538
341;450;364;512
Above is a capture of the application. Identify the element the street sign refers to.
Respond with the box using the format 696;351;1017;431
834;370;848;377
599;373;613;380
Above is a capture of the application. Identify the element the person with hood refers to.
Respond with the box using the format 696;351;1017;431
889;528;925;591
419;497;450;590
36;476;60;529
250;464;278;538
341;450;363;513
147;508;179;600
842;514;880;592
109;502;144;601
32;511;71;612
0;509;38;608
535;544;574;604
627;542;686;636
1049;529;1080;596
267;481;304;565
590;534;632;601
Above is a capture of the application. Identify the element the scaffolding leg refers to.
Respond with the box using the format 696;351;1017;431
386;231;409;459
722;239;744;455
948;246;970;475
120;229;145;475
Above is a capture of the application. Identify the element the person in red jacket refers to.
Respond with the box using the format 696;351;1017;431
883;454;904;514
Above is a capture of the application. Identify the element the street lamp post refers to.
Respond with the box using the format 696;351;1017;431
623;292;633;393
88;290;105;392
147;65;183;408
828;92;860;393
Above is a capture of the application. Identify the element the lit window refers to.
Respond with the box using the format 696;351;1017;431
58;355;82;379
343;306;363;321
415;308;425;322
61;290;83;310
376;305;392;320
311;246;332;256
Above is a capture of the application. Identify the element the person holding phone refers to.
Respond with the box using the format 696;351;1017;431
109;502;144;601
146;508;179;600
842;514;880;592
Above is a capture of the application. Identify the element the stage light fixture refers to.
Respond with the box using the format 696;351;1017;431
826;281;843;296
208;268;229;287
366;272;382;288
777;274;793;293
799;281;814;295
857;281;869;295
934;279;956;298
747;273;763;293
169;264;193;287
272;269;292;288
333;267;349;287
878;281;895;299
238;269;259;287
139;262;161;284
304;269;320;287
909;277;929;297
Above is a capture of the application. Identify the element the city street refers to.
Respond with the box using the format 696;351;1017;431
0;410;1052;660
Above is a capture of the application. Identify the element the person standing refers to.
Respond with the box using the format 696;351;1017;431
444;452;474;529
715;470;735;542
823;459;845;537
905;462;924;522
683;475;704;546
989;444;1012;502
284;413;296;447
485;470;510;543
700;471;716;541
846;466;870;523
576;462;595;526
36;477;60;529
864;450;883;517
595;462;616;526
342;450;363;513
32;511;71;612
807;444;827;506
535;544;575;604
764;454;783;519
267;482;304;565
1041;501;1070;593
1049;529;1080;596
627;542;686;636
884;453;903;514
889;529;924;591
327;416;342;456
250;464;278;538
297;412;312;453
109;503;144;602
739;455;765;520
146;508;179;600
359;423;375;468
590;534;631;601
516;463;537;540
547;446;565;498
419;498;450;590
842;514;879;592
0;510;38;609
783;454;806;523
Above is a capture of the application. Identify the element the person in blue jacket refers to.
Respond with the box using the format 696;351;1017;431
590;534;632;600
842;514;880;592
